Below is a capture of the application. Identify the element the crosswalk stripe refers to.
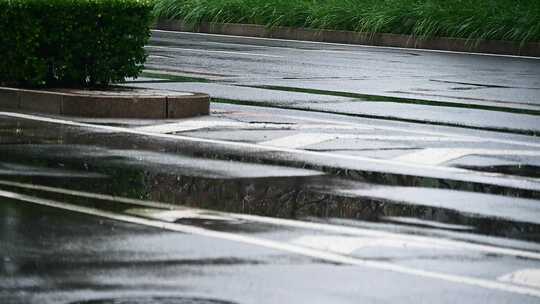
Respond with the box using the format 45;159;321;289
263;112;540;149
133;120;245;133
260;133;340;148
260;133;481;148
290;235;450;255
134;120;371;134
498;269;540;289
394;148;540;165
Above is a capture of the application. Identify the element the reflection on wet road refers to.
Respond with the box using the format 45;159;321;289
2;109;540;303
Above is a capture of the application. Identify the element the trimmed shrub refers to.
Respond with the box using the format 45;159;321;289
0;0;154;88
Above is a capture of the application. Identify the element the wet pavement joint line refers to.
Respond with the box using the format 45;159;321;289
2;189;540;298
1;179;540;261
3;112;540;192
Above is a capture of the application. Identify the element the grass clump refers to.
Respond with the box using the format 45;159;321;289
153;0;540;44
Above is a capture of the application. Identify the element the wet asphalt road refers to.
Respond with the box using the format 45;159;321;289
2;30;540;303
2;197;540;304
134;30;540;135
2;109;540;303
145;31;540;111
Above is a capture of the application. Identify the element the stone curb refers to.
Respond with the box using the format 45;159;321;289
155;20;540;57
0;86;210;119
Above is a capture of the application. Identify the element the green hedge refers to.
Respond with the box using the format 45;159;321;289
0;0;154;88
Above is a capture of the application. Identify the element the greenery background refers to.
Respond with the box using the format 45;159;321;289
153;0;540;44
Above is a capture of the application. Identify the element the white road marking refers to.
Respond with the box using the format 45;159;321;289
134;120;370;134
2;189;540;298
337;135;478;142
261;133;341;148
394;148;540;165
293;124;367;130
260;133;480;148
233;110;540;149
381;216;474;231
133;120;245;133
152;30;540;60
0;180;178;209
125;208;238;223
394;149;476;165
291;235;449;255
145;45;283;58
498;269;540;289
229;213;540;261
3;111;540;192
1;179;539;261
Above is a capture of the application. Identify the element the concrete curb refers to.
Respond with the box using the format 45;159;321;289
155;20;540;57
0;86;210;119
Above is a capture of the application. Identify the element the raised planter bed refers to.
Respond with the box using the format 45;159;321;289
155;20;540;57
0;86;209;119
